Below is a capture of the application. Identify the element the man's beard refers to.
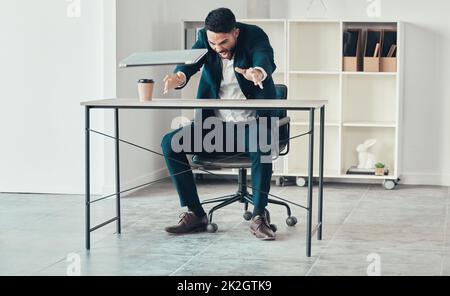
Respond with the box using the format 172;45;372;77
218;46;236;59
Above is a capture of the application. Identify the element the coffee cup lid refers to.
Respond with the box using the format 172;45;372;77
138;79;154;83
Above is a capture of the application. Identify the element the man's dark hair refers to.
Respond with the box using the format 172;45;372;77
205;8;236;33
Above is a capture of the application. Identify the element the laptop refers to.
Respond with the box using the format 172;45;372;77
119;49;208;68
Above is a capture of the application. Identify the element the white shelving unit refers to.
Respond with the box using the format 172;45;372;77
180;19;403;189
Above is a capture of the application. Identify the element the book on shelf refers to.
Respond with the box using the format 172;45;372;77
373;43;381;57
346;166;389;176
387;44;397;57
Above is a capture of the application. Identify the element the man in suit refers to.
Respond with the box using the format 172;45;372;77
162;8;279;240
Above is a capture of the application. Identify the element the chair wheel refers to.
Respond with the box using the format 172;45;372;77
286;216;298;227
207;223;218;233
296;177;307;187
270;224;277;233
243;211;252;221
383;180;396;190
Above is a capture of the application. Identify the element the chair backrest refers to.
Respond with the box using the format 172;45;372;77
274;84;288;118
274;84;289;143
275;84;288;100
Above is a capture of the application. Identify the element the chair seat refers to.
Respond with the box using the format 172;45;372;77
191;140;287;169
192;154;252;169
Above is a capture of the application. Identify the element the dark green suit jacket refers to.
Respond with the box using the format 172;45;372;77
175;22;282;122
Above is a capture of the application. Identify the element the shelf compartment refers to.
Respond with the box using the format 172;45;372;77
342;74;397;124
288;73;340;123
341;126;396;176
272;72;286;85
287;125;340;175
289;21;341;72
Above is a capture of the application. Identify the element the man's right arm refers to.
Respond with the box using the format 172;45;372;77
174;29;208;90
163;72;187;94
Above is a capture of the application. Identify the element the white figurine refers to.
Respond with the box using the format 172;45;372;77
356;139;377;169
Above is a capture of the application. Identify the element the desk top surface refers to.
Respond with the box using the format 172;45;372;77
80;98;327;109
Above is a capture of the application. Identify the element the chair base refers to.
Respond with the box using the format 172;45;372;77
200;168;296;228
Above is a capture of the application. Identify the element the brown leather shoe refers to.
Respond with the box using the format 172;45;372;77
250;215;276;241
165;212;208;234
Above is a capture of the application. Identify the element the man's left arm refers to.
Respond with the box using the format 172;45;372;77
251;28;276;78
235;28;276;89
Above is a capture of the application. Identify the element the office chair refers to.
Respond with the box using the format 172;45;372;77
191;84;297;233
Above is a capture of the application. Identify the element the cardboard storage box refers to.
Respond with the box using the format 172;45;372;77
380;57;397;72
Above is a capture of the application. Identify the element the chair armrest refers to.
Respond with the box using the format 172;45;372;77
277;116;291;127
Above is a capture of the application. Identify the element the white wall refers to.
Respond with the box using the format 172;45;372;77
285;0;450;185
0;0;107;194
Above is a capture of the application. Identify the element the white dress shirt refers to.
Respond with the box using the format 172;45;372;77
214;57;251;122
178;55;267;123
215;57;268;122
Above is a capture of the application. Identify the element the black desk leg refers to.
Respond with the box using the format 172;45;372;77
85;106;91;250
115;108;122;234
318;106;325;241
306;108;315;257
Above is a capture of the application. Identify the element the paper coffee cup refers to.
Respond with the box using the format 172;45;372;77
137;79;155;102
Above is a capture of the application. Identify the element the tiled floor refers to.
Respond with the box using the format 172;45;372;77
0;178;449;276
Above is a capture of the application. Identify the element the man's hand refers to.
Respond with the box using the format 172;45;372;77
235;67;264;89
163;72;186;94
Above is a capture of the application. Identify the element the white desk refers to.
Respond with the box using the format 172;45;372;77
81;98;327;110
80;98;327;257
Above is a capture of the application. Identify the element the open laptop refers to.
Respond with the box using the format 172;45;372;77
119;49;208;68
